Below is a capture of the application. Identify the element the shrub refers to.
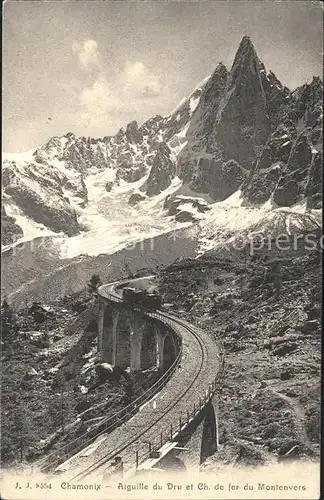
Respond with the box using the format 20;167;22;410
87;274;102;295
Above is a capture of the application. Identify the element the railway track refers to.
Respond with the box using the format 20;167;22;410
35;327;182;474
70;313;207;480
36;277;223;480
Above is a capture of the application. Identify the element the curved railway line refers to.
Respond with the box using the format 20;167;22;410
70;309;209;480
36;278;224;481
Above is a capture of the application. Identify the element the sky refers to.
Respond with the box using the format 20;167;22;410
3;0;323;152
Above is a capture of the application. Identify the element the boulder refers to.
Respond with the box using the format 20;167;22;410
305;305;320;321
24;367;39;379
175;210;198;223
301;320;320;334
164;194;211;216
272;341;298;356
280;369;294;381
128;192;147;206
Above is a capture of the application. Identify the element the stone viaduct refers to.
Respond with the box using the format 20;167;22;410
97;294;178;373
41;278;224;480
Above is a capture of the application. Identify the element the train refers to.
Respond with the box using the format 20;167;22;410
122;287;162;310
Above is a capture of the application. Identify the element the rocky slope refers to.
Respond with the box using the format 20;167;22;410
157;235;321;467
243;76;323;208
2;142;86;238
1;293;162;468
2;229;198;308
1;231;320;473
1;205;24;245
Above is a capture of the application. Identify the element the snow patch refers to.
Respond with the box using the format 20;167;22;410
2;200;57;249
196;193;320;256
55;175;186;259
189;95;200;114
2;148;37;162
168;75;210;118
167;123;190;157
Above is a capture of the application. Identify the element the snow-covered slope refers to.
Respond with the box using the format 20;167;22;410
195;191;321;256
1;78;208;249
57;175;192;258
2;37;322;262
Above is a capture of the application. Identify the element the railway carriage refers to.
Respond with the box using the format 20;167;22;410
122;287;162;310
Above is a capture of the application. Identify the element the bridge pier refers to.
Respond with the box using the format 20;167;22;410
130;316;145;371
157;395;220;471
97;297;178;373
61;281;223;478
97;300;120;364
98;300;105;354
154;325;165;370
162;333;177;372
111;309;120;365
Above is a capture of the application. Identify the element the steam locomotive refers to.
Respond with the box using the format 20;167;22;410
122;287;162;311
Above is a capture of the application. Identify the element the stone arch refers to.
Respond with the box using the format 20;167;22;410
200;402;218;464
115;309;132;369
163;334;177;372
140;322;157;370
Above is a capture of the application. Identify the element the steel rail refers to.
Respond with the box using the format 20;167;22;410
36;288;182;472
70;309;206;481
37;277;224;479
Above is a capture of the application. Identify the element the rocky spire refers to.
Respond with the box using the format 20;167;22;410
186;62;228;146
227;36;261;87
214;36;270;166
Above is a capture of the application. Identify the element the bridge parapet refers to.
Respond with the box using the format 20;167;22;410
35;322;183;474
35;278;224;478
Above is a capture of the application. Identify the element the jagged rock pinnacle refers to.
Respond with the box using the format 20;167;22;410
228;36;260;86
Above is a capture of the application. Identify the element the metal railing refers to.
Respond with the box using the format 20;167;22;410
84;336;225;481
94;285;226;476
76;321;225;481
130;333;225;473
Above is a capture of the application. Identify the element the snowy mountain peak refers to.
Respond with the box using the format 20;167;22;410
231;35;259;67
2;37;322;254
177;37;322;208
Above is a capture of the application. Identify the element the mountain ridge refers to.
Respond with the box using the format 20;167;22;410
2;36;322;253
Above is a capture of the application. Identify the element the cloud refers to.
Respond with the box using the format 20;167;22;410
78;52;161;128
122;61;161;97
80;75;122;117
72;39;100;70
